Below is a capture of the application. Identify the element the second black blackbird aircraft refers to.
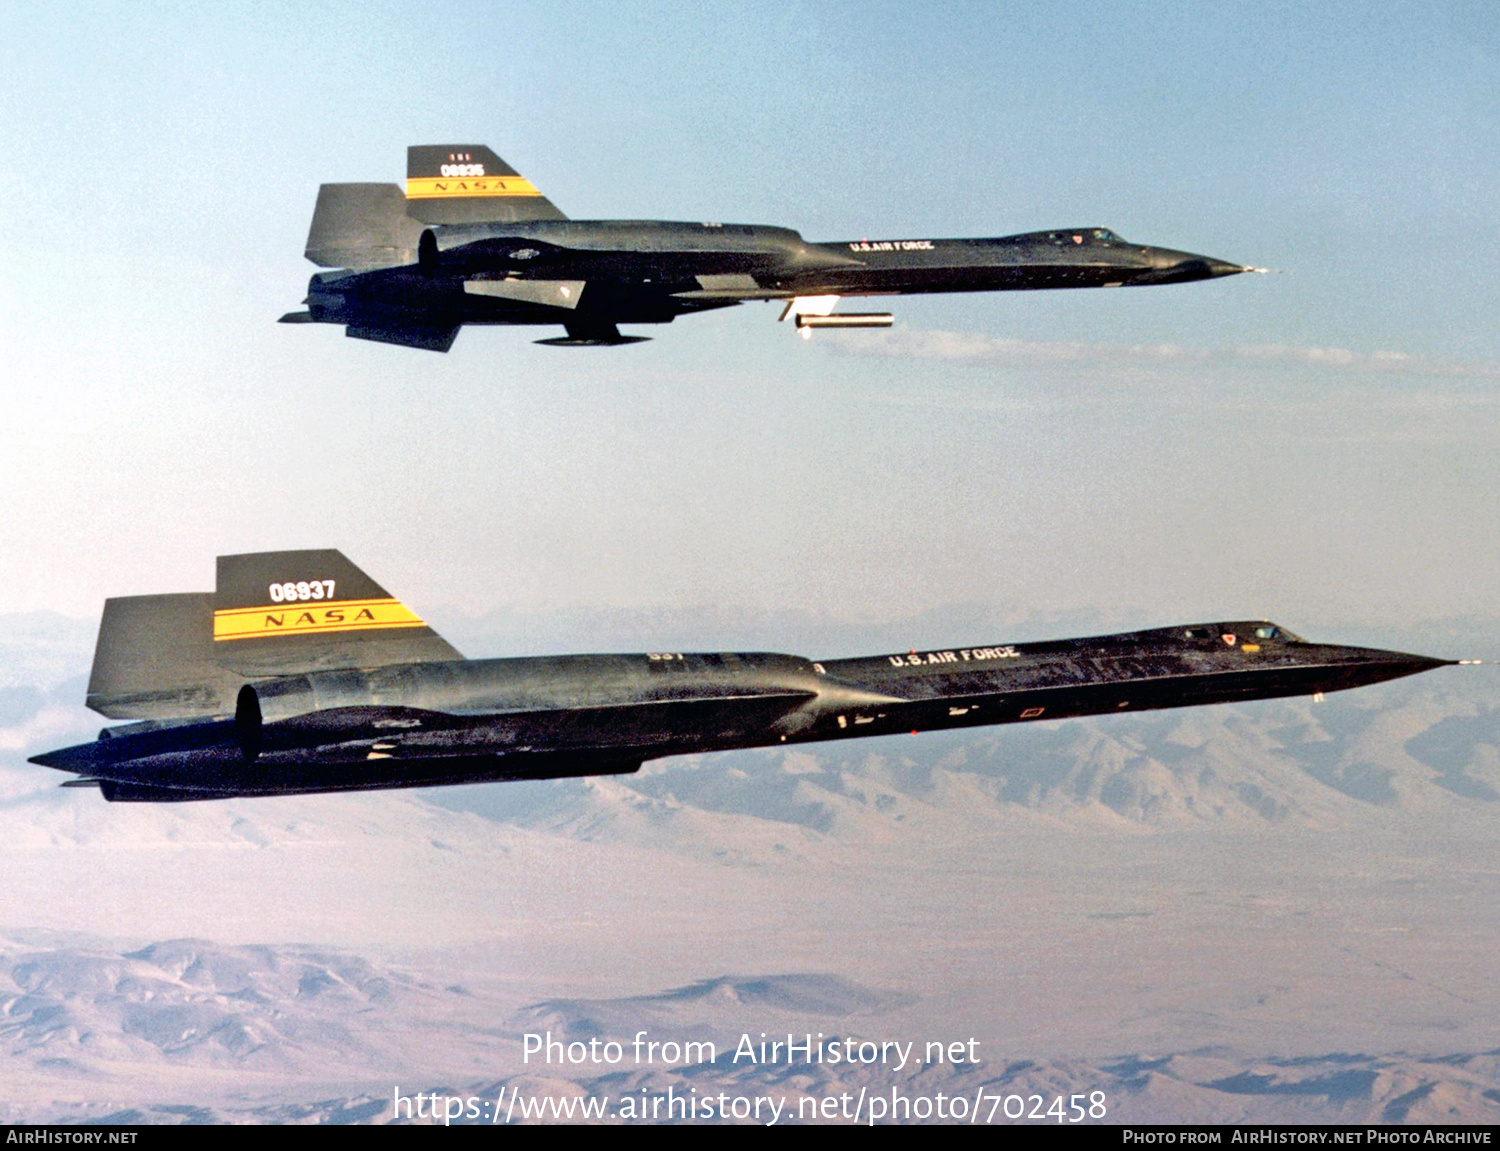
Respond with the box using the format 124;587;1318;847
279;145;1263;351
33;551;1448;801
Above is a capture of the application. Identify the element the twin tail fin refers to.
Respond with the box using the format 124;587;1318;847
86;551;461;720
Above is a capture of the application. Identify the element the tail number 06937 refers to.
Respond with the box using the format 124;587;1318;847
268;580;336;603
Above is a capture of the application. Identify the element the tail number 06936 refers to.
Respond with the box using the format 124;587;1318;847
268;580;336;603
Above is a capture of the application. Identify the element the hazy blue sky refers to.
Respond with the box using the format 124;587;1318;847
1;1;1496;654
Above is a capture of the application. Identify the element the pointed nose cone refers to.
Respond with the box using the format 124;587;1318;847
1337;646;1455;691
1200;256;1252;279
1381;651;1456;677
1137;248;1253;284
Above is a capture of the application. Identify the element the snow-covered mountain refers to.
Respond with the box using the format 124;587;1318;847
4;939;1498;1125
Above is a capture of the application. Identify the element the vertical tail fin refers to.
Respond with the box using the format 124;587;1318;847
84;552;464;719
87;594;244;720
300;146;566;268
403;144;568;224
210;550;462;676
303;182;426;270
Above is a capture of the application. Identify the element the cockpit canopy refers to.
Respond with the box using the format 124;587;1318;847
1043;228;1127;247
1180;622;1305;643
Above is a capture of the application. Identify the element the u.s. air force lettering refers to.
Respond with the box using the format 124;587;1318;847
888;647;1020;668
848;239;936;252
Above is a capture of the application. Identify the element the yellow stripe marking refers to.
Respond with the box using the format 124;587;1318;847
405;176;544;199
212;597;426;641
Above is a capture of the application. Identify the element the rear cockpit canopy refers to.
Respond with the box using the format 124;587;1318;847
1017;227;1129;247
1180;622;1305;643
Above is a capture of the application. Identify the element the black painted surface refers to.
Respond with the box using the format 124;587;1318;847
33;621;1449;801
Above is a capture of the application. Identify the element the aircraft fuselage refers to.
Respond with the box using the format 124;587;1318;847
34;622;1446;801
298;222;1252;341
284;146;1262;348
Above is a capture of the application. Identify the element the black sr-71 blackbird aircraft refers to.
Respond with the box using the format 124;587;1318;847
33;551;1449;802
279;145;1263;350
